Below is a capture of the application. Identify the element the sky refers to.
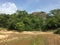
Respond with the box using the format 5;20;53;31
0;0;60;14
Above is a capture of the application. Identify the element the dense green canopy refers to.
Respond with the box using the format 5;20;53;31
0;9;60;32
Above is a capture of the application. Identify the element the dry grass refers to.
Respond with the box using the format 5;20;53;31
0;31;60;45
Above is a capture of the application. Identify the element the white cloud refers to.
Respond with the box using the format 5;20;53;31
0;2;18;14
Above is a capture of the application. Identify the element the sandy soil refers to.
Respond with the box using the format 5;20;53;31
20;31;53;34
0;31;53;39
0;31;60;45
0;31;19;39
0;35;8;39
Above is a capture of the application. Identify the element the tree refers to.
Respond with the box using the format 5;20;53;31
50;9;60;27
50;9;60;16
0;14;10;28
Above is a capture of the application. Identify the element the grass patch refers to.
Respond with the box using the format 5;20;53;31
29;35;46;45
0;27;7;31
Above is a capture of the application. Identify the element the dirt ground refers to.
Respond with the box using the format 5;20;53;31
0;31;53;39
0;31;60;45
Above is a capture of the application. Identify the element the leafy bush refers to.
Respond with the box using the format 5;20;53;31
15;22;25;31
54;28;60;34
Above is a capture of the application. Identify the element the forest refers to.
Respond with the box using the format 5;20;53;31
0;9;60;34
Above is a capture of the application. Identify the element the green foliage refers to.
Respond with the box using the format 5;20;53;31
54;28;60;34
0;9;60;32
7;10;44;31
15;22;25;31
0;14;10;28
50;9;60;16
42;9;60;31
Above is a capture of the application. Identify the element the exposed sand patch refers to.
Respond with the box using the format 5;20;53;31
21;31;34;34
21;31;53;35
0;31;19;39
0;35;8;39
0;31;19;34
0;31;53;39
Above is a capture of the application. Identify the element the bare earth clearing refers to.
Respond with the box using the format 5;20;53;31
0;31;60;45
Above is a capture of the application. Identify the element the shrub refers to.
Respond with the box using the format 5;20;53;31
14;22;25;31
8;22;15;30
54;28;60;34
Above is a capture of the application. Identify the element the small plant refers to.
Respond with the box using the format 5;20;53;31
54;28;60;34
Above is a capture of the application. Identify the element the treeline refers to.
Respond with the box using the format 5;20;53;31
0;9;60;32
